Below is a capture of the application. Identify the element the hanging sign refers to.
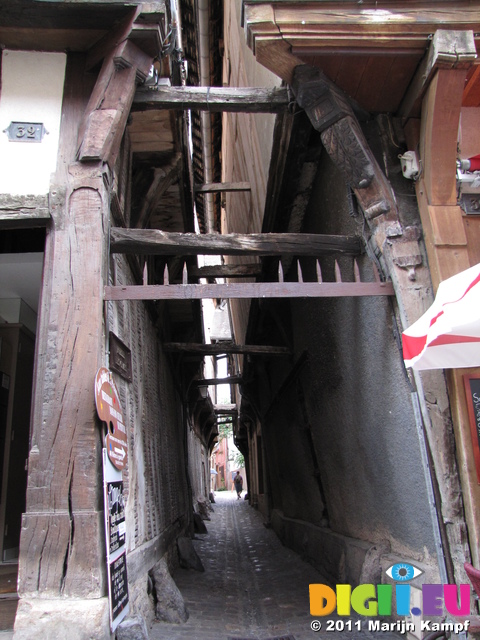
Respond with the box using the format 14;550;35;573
95;367;128;470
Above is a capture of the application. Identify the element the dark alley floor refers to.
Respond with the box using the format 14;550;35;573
150;492;403;640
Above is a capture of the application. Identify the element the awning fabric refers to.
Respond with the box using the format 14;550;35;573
402;263;480;370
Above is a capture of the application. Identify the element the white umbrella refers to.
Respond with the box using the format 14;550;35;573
402;263;480;370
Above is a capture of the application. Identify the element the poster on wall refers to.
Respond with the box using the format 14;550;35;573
106;479;126;555
96;368;129;633
103;448;129;631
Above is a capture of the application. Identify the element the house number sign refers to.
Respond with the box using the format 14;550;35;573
4;121;47;142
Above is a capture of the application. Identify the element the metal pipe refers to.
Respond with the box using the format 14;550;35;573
411;391;449;585
196;0;216;233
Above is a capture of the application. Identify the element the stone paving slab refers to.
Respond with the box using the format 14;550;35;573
149;492;403;640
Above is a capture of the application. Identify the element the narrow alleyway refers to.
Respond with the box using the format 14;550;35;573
150;492;402;640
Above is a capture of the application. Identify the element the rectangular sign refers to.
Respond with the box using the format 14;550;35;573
109;551;129;627
109;333;133;382
106;480;126;555
5;122;46;142
463;375;480;484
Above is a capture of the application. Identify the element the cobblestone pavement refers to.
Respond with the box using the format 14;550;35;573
149;492;403;640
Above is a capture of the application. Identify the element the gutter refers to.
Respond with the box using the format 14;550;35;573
196;0;216;233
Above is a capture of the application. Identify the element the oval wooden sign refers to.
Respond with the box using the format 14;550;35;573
95;367;128;471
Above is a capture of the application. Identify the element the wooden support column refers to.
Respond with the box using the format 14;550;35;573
415;67;471;289
19;164;109;600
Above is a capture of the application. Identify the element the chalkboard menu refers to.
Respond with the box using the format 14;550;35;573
464;376;480;484
109;552;129;623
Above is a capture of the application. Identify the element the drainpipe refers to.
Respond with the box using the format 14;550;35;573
196;0;216;233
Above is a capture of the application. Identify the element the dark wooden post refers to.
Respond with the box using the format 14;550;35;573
19;164;110;600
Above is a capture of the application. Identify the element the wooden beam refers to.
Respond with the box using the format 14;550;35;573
0;211;50;229
189;264;262;278
163;343;291;355
78;39;153;168
133;86;290;113
194;376;243;386
194;182;251;193
85;6;141;71
105;280;394;301
398;30;476;118
214;405;238;415
420;68;467;206
0;195;50;229
110;229;362;257
135;156;182;229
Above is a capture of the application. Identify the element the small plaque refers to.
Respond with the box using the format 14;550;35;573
109;333;133;382
4;122;47;142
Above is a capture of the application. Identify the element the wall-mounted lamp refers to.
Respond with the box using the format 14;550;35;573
198;385;209;399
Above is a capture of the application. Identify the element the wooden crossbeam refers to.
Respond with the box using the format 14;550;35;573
193;376;243;386
105;280;394;301
214;405;238;416
398;29;477;118
163;343;291;355
194;182;251;193
0;211;50;229
189;264;262;278
110;229;362;256
133;86;290;113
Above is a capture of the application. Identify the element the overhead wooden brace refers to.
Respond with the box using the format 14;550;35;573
164;343;291;356
132;85;290;113
110;229;361;256
193;376;243;386
291;65;397;223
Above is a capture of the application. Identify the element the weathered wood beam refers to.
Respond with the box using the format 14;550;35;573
0;211;51;229
194;182;251;193
194;376;243;386
214;405;238;415
292;65;397;221
133;86;290;113
85;6;141;70
189;264;262;278
78;34;153;168
110;229;362;256
135;156;182;229
163;343;291;355
0;195;50;229
105;280;394;301
398;30;477;118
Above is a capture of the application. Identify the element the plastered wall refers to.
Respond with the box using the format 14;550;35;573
0;50;66;195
